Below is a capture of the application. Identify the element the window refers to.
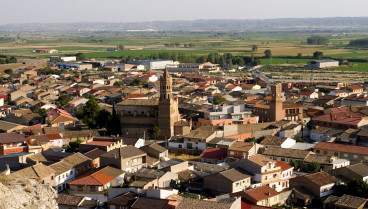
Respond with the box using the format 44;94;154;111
316;149;320;153
274;196;277;201
51;176;54;180
78;186;83;191
264;176;268;180
343;153;348;158
126;161;129;165
364;156;368;160
354;155;358;159
323;151;328;154
133;158;137;163
334;152;338;156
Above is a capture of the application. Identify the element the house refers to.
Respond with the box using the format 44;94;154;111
130;167;178;189
199;147;228;164
310;127;345;142
259;136;296;148
26;135;50;153
306;60;339;68
0;133;28;156
84;148;107;168
207;137;236;149
68;166;125;202
46;133;63;148
49;160;75;192
79;138;125;153
303;154;350;171
56;193;97;209
329;89;348;97
62;152;93;177
227;141;262;161
260;147;312;163
131;197;170;209
0;120;25;133
313;142;368;164
203;168;252;194
232;186;280;207
176;197;240;209
299;91;319;99
324;194;368;209
241;84;261;90
9;163;56;186
198;104;259;127
231;154;282;191
290;171;339;205
275;160;294;191
312;107;368;129
46;108;75;127
328;163;368;183
4;109;43;126
139;143;168;167
106;192;139;209
347;85;364;94
100;145;147;173
168;127;216;152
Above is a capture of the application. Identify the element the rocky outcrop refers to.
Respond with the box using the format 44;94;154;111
0;177;57;209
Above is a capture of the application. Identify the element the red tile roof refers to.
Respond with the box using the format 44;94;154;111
314;142;368;156
243;186;279;202
275;160;293;171
46;133;62;140
312;112;363;125
299;91;313;96
25;124;42;130
199;147;228;161
86;141;114;146
68;169;115;186
125;94;147;99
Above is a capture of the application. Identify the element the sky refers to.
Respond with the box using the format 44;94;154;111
1;0;367;25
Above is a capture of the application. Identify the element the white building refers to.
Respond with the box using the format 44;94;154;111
128;60;174;70
49;56;77;62
306;60;339;68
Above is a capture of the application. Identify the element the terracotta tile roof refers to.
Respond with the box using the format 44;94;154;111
299;91;313;96
260;136;288;146
10;163;55;179
25;124;42;130
106;192;138;206
303;171;338;187
56;194;84;206
347;85;363;90
335;194;368;208
275;160;293;171
243;186;279;202
131;197;169;209
117;99;159;106
84;148;107;159
0;133;26;144
62;153;91;167
177;198;233;209
199;147;228;161
86;141;114;146
49;114;75;124
27;135;50;143
314;142;368;156
68;175;102;186
101;145;146;159
45;133;62;140
216;168;252;182
49;160;73;175
229;141;255;152
248;154;274;166
261;147;311;160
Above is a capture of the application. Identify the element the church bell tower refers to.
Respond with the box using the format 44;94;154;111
158;70;179;139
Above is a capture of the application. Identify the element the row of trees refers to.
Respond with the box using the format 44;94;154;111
349;38;368;47
307;36;329;45
0;55;17;64
164;43;195;48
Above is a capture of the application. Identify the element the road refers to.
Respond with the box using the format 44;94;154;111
249;65;275;87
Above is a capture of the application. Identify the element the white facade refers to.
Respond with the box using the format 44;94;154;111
54;167;75;192
307;60;339;68
128;60;174;70
204;104;253;121
320;183;335;197
49;139;63;147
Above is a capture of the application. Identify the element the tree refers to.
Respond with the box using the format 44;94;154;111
58;94;73;106
76;98;101;128
252;44;258;52
213;95;226;105
306;161;320;173
301;87;315;92
34;108;47;117
106;103;122;136
113;80;125;87
22;79;28;85
117;45;125;51
4;69;13;75
296;53;302;58
131;78;148;86
148;125;161;139
289;159;300;170
294;136;304;143
307;36;329;45
264;49;272;58
313;51;323;59
65;138;83;152
320;87;331;94
76;52;86;61
96;109;111;129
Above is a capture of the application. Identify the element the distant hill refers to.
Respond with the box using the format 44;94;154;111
1;17;368;32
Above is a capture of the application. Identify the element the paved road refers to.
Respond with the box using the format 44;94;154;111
249;65;275;87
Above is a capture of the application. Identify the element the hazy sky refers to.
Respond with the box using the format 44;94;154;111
1;0;367;24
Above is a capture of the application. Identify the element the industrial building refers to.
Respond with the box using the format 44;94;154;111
306;60;339;68
127;60;174;70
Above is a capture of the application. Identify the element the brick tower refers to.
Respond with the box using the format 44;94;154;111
270;84;283;121
158;70;179;139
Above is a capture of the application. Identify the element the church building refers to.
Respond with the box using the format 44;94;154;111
116;70;179;139
253;84;303;122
